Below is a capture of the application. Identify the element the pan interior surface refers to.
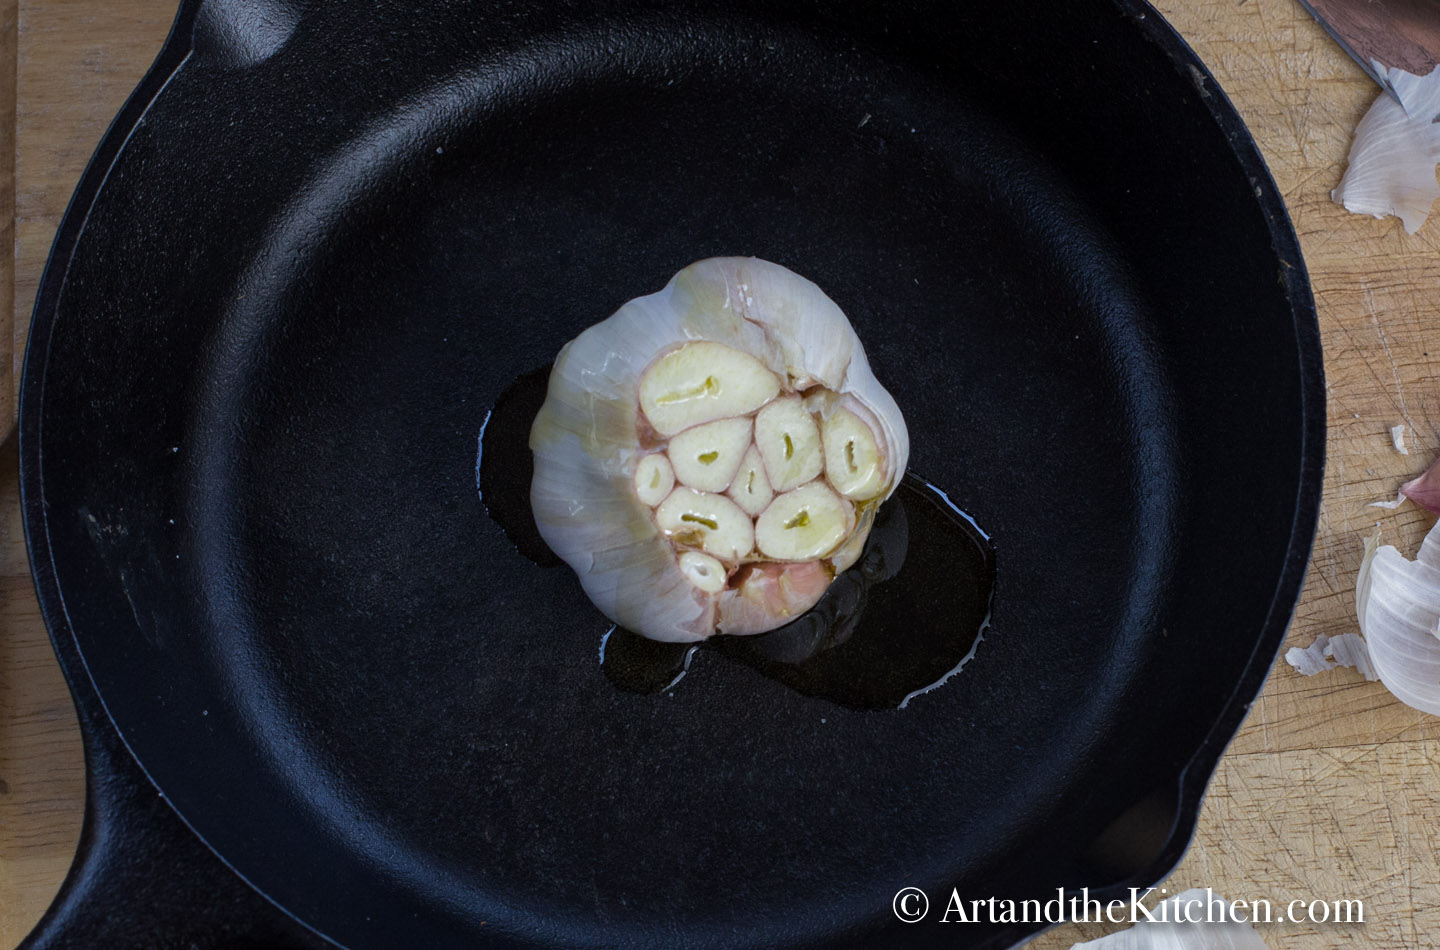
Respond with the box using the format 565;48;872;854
26;2;1318;948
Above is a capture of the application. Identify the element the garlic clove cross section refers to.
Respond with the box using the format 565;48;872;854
654;487;754;561
727;445;774;517
678;551;727;594
666;417;753;492
755;482;853;561
530;257;909;643
638;342;780;437
633;453;676;506
822;406;887;501
754;396;823;493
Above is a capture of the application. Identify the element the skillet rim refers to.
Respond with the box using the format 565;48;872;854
1108;1;1325;901
17;0;1325;946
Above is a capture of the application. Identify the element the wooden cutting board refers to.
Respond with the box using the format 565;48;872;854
2;1;1438;946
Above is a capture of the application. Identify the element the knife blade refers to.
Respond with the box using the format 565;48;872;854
1299;0;1440;99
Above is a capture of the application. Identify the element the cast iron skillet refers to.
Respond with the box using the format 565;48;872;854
19;0;1324;947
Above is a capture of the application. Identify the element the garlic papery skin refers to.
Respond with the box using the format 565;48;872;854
717;561;834;637
1333;63;1440;234
529;257;909;643
1355;522;1440;717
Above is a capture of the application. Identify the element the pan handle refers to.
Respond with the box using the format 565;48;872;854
17;2;321;945
18;636;335;950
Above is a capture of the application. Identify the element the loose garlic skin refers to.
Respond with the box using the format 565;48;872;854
530;258;909;642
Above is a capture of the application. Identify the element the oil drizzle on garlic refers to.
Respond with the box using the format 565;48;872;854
602;474;995;710
482;369;992;710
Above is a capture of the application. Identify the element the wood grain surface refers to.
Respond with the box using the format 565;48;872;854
2;1;1438;947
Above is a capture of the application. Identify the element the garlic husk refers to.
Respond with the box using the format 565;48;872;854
1333;63;1440;233
1392;423;1409;455
530;257;909;643
1283;632;1377;681
716;561;834;636
1354;521;1440;716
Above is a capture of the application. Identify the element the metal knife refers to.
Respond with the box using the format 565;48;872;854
1299;0;1440;98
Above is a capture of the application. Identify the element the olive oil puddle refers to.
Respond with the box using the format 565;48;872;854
478;368;995;711
599;479;993;709
476;366;561;567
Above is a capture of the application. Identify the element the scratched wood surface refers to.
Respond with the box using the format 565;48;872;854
1;0;1437;947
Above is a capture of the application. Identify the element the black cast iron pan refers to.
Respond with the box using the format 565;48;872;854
19;0;1324;947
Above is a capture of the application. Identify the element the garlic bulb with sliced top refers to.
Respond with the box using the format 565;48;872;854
529;257;909;642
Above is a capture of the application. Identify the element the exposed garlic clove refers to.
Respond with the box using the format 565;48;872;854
690;258;909;497
665;416;752;492
654;487;754;561
754;396;823;492
638;341;780;437
822;407;887;500
678;550;727;593
754;482;853;561
717;560;833;636
633;453;676;506
726;445;774;517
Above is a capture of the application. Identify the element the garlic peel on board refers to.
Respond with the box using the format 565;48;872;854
1353;522;1440;717
1295;452;1440;718
530;258;909;643
1333;62;1440;234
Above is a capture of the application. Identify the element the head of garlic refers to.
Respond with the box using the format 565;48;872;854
529;257;909;643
